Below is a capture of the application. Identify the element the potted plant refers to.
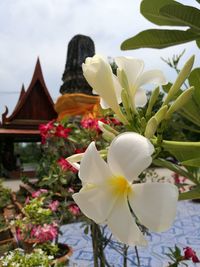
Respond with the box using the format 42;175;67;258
9;189;72;265
0;248;61;266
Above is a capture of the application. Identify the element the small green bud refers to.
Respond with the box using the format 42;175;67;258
166;87;194;119
117;69;129;91
98;121;118;136
163;55;195;105
121;89;134;119
154;105;168;124
144;117;158;139
146;87;160;118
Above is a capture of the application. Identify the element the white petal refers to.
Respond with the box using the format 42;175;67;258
115;57;144;87
137;70;167;87
83;57;120;112
107;132;154;182
107;194;147;246
79;142;112;184
100;98;110;109
135;88;147;107
113;74;122;104
73;185;116;223
129;182;178;232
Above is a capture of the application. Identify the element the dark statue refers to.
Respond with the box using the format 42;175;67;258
60;34;95;95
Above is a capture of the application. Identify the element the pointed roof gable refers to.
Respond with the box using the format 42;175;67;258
1;58;57;129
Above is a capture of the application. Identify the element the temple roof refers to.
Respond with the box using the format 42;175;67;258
0;58;57;132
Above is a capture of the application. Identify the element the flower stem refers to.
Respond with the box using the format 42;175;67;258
123;245;128;267
135;246;140;267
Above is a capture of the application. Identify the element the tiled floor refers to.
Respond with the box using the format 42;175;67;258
59;200;200;267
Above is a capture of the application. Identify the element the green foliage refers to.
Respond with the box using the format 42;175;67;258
121;0;200;50
188;68;200;107
140;0;184;26
121;29;198;50
15;143;42;164
35;242;59;256
179;185;200;200
0;248;54;267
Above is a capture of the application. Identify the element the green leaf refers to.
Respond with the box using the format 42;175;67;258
179;186;200;200
196;38;200;48
153;158;193;180
196;0;200;4
161;139;200;162
140;0;184;26
182;157;200;167
188;68;200;108
121;29;199;50
160;4;200;31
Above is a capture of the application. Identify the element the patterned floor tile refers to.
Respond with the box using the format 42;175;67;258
59;201;200;266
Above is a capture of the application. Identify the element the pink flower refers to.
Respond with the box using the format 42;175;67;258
55;125;71;138
68;203;80;216
81;117;99;131
31;189;48;198
31;224;58;243
16;227;22;241
68;187;75;193
48;200;59;211
25;196;30;204
57;157;78;173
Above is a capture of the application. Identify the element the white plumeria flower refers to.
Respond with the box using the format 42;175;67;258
82;55;128;125
73;132;178;246
115;57;167;110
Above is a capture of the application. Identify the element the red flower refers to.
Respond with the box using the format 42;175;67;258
39;120;54;134
55;125;71;138
172;173;181;184
192;254;200;263
81;117;98;130
39;120;55;143
184;247;197;260
74;148;86;154
57;157;78;173
110;118;121;125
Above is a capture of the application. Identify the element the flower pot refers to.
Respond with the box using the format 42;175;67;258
19;238;39;253
51;243;73;266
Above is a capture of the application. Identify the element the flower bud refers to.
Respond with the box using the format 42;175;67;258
154;105;168;124
163;55;195;105
144;117;158;139
165;87;194;120
146;87;160;118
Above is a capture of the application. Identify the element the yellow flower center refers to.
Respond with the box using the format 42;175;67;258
108;175;131;196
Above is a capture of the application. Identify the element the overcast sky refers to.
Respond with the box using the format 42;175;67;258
0;0;199;118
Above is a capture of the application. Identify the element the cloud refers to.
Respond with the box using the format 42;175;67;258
0;0;199;118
